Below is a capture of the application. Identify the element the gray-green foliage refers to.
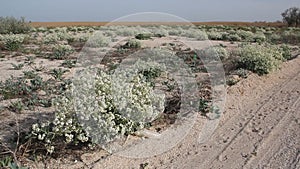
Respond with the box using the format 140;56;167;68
0;16;30;34
238;44;285;75
122;39;141;49
51;44;74;59
0;34;26;51
0;156;28;169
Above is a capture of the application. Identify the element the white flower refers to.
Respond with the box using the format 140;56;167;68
32;123;40;132
38;134;45;140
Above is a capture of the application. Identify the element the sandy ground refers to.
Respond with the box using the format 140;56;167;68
90;55;300;169
26;51;300;169
0;36;299;168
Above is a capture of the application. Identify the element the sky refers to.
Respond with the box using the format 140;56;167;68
1;0;299;22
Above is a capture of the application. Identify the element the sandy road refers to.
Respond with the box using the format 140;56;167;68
179;61;300;169
89;57;300;169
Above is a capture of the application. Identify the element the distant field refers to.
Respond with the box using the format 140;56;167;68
30;21;286;27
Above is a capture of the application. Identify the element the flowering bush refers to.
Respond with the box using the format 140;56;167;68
28;60;165;153
43;33;59;44
0;34;26;51
253;32;266;43
238;44;284;75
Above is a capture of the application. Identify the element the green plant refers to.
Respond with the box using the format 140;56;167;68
280;44;292;60
27;62;165;154
135;33;152;40
61;59;76;68
205;46;229;60
11;63;24;70
51;44;74;60
182;29;208;40
9;100;24;113
86;32;110;48
24;56;35;65
238;44;284;75
122;39;141;49
0;16;30;34
23;70;38;79
231;68;250;78
199;98;210;116
140;162;149;169
0;76;30;99
1;34;26;51
49;68;68;80
43;33;59;44
281;7;300;27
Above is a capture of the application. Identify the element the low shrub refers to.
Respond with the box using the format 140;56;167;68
203;46;229;61
122;39;142;49
280;44;292;60
0;16;30;34
51;44;74;59
135;33;152;40
238;44;284;75
85;32;110;48
207;31;223;40
27;63;165;154
182;29;208;40
0;34;26;51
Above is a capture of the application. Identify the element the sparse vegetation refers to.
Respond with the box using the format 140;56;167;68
0;23;299;168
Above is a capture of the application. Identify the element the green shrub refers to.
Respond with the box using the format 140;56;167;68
237;30;255;42
280;44;292;60
204;46;229;60
207;31;223;40
238;44;284;75
0;34;26;51
86;32;110;48
122;39;141;49
0;16;30;34
51;44;74;59
253;32;266;43
223;33;242;41
43;33;59;44
135;33;152;40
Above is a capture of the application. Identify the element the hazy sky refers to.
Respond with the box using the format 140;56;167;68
1;0;299;22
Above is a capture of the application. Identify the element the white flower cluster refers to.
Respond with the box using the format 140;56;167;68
30;61;165;152
43;33;59;44
112;59;166;123
0;34;26;50
238;44;284;75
